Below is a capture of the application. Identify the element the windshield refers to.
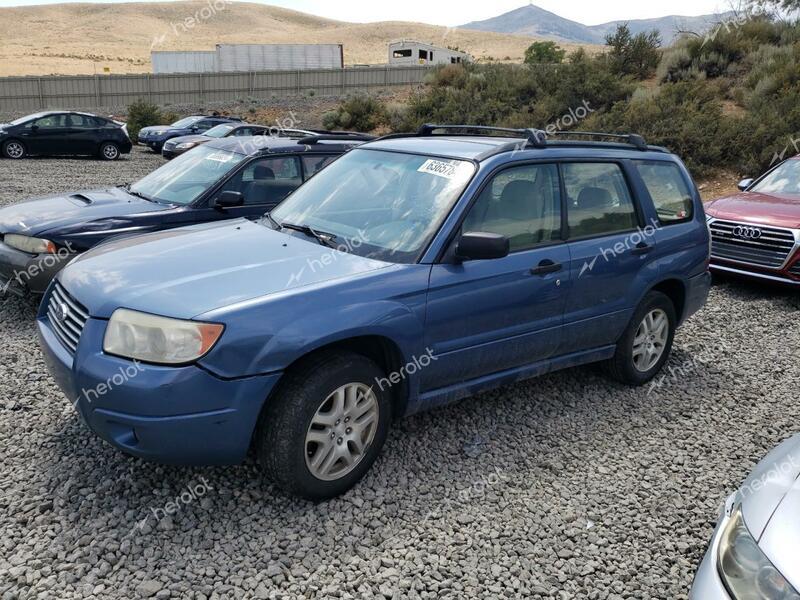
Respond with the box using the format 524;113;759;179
205;124;235;138
752;160;800;196
130;145;245;205
171;116;203;129
270;149;476;263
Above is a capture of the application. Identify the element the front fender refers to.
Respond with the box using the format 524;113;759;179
200;300;424;378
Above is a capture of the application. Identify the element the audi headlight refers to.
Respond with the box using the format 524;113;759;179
176;142;197;149
4;234;57;254
103;309;224;365
718;506;800;599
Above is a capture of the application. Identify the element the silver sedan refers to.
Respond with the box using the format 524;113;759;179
691;434;800;599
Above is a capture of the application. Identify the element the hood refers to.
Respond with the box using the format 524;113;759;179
58;219;392;319
757;478;800;592
706;191;800;229
165;134;209;146
738;434;800;541
0;187;169;237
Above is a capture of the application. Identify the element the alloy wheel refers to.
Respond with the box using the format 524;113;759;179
102;144;119;160
304;383;379;481
632;308;669;372
5;142;24;159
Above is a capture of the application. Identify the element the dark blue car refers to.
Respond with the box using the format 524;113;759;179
38;125;711;499
0;134;369;295
137;115;243;152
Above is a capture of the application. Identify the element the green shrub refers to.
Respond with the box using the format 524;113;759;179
125;99;163;141
605;24;662;79
322;94;387;132
524;41;566;65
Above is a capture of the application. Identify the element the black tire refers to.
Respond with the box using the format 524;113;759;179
255;351;392;500
2;139;26;159
99;142;120;161
604;291;677;385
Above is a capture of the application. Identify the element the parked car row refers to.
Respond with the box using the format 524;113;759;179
1;120;798;598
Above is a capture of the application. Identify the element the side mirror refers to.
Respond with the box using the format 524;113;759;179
455;232;509;261
738;178;754;191
214;191;244;209
30;124;39;133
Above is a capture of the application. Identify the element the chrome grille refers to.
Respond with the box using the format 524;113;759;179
47;282;89;353
791;262;800;276
710;219;797;269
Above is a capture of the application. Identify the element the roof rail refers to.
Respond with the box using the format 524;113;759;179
297;133;376;145
416;124;547;148
550;131;648;151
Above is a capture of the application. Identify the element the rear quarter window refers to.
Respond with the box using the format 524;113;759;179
634;161;694;224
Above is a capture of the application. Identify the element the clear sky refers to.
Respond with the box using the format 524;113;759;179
0;0;740;26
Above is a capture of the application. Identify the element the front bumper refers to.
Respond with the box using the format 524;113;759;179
710;261;800;286
0;240;76;295
690;497;734;599
37;301;282;465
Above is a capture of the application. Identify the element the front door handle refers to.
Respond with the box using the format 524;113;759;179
530;260;563;276
631;242;653;256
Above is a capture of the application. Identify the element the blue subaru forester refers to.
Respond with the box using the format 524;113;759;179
38;125;711;499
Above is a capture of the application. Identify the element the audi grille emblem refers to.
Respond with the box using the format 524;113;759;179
733;226;763;240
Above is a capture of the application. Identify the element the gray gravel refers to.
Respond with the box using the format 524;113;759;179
1;149;799;599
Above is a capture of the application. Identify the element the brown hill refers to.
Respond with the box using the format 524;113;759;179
0;0;596;76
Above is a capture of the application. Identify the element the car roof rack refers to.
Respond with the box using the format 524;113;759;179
297;133;376;145
376;123;547;148
550;131;649;151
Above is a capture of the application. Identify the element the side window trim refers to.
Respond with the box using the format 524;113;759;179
459;162;565;255
559;159;645;242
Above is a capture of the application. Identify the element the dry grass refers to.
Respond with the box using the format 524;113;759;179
0;0;598;77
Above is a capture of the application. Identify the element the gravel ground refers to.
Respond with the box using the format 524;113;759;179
1;149;799;599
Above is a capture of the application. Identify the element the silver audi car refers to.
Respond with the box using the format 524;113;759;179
691;433;800;599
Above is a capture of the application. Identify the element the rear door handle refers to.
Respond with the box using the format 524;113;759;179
530;260;563;275
631;242;653;256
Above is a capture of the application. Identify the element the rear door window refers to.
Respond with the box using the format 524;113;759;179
563;163;638;238
634;161;693;224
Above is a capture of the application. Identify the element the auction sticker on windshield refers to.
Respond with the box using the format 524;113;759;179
418;159;460;179
206;152;234;163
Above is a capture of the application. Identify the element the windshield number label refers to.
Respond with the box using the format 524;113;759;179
206;152;233;163
418;159;459;179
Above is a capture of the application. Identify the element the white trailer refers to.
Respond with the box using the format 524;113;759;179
215;44;344;72
151;51;217;74
388;40;472;67
151;44;344;74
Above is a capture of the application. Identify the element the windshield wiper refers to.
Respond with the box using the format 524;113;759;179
124;187;159;204
280;221;338;249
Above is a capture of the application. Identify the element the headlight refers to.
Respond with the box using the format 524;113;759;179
103;308;224;365
718;506;800;599
4;234;56;254
151;130;167;136
176;142;197;149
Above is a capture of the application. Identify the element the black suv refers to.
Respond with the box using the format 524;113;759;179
0;133;373;295
138;115;243;152
0;112;132;160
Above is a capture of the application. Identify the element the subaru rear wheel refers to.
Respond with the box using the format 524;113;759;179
604;291;676;385
2;140;26;159
256;351;391;500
